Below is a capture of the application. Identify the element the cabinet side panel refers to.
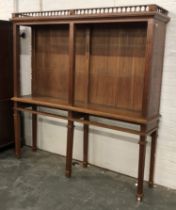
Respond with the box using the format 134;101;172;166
32;25;69;102
0;100;14;147
0;21;13;99
0;21;14;148
147;21;167;118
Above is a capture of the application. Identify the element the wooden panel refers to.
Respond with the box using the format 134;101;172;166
68;23;75;105
0;21;13;99
147;20;167;117
74;23;147;116
0;100;14;147
74;25;90;105
0;21;14;148
32;25;69;102
12;95;148;124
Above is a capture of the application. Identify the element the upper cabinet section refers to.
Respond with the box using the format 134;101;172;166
11;5;170;122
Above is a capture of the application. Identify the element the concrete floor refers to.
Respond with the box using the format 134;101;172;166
0;147;176;210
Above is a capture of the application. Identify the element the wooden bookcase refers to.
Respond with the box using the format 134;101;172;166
0;21;13;149
12;5;170;201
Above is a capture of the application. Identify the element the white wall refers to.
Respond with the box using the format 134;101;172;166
0;0;14;20
0;0;176;189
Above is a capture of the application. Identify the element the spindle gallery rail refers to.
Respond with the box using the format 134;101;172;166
12;5;170;202
12;4;168;18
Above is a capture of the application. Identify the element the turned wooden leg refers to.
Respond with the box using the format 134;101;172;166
149;130;158;188
83;115;89;168
32;106;37;152
65;119;74;177
136;129;147;201
14;107;21;158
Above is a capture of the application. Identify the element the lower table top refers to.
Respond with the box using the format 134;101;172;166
11;95;158;124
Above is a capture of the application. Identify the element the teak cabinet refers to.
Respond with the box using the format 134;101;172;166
0;21;13;149
12;5;170;201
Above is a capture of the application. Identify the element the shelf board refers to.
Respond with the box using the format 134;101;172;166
11;95;159;124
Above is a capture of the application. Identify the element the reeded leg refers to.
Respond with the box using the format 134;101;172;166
65;119;74;177
32;106;37;152
83;115;89;168
136;132;147;201
149;130;158;188
14;108;21;158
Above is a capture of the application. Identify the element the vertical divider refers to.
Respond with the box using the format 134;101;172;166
66;22;76;177
83;27;91;167
13;24;20;97
84;27;91;106
13;23;21;157
31;27;36;96
68;22;75;105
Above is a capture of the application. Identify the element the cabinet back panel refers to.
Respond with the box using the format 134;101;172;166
32;25;69;102
74;23;147;115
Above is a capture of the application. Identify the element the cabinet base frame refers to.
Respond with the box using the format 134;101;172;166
13;103;159;201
